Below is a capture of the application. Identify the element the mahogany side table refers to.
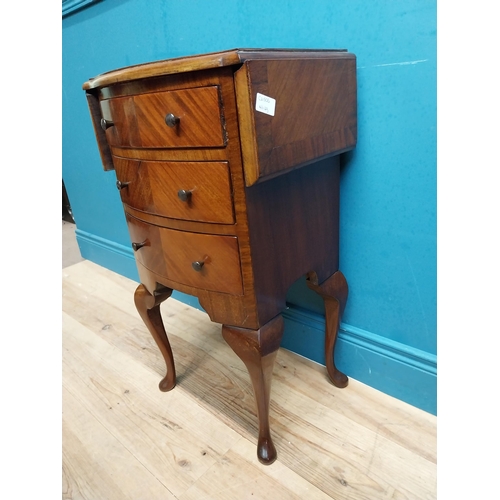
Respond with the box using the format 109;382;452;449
83;49;357;464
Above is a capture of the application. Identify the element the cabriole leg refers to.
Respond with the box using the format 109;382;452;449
307;271;349;388
134;284;176;392
222;315;284;465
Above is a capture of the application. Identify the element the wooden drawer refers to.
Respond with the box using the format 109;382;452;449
101;86;226;148
115;158;234;224
126;214;243;295
125;214;167;277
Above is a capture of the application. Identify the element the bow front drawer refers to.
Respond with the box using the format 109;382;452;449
126;214;243;295
115;158;234;224
125;214;167;277
100;86;226;148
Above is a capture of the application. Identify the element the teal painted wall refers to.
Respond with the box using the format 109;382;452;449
63;0;437;413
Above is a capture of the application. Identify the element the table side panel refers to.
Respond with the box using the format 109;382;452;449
235;57;357;186
245;156;341;323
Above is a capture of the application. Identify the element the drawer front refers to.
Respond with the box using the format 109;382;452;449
115;159;234;224
160;227;243;295
126;214;243;295
101;86;226;148
126;214;167;277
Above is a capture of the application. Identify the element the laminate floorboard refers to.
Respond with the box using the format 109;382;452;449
62;260;437;500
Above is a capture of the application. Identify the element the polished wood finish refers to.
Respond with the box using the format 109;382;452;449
222;315;284;465
125;213;164;273
307;270;349;388
85;92;114;171
133;284;176;392
82;48;354;90
234;57;357;185
83;49;357;464
244;156;341;324
157;226;243;295
126;214;244;295
101;86;226;148
114;158;235;223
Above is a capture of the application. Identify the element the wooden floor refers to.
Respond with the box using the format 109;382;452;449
62;260;437;500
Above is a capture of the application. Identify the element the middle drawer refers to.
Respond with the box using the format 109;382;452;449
115;158;235;224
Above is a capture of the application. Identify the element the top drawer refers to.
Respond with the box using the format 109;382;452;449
100;86;226;149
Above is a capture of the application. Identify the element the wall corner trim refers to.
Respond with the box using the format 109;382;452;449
281;305;437;415
74;228;140;283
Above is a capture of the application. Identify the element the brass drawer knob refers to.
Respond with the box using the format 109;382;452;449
165;113;180;128
116;180;130;190
177;189;192;202
132;240;148;252
100;118;114;131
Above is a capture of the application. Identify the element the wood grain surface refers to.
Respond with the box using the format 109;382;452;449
234;57;357;185
63;261;437;500
101;86;226;148
125;214;244;295
82;49;353;90
114;158;235;224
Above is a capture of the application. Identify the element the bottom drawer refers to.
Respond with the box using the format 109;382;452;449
126;214;243;295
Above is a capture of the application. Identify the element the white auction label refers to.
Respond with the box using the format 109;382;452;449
255;93;276;116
